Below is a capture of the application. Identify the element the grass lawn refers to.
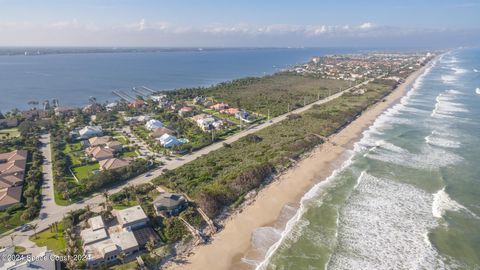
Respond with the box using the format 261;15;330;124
120;148;138;158
54;191;72;206
30;222;66;255
72;163;100;181
112;201;139;210
63;142;81;154
0;128;20;141
109;261;138;270
0;208;25;235
114;135;129;145
14;246;26;253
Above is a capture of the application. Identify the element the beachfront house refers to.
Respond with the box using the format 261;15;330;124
145;119;163;131
153;192;187;216
81;206;151;268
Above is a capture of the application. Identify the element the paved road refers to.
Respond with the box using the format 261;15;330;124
0;76;379;250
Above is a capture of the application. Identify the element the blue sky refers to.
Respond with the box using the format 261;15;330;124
0;0;479;47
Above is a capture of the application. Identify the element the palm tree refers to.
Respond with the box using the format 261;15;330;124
117;251;126;264
10;234;16;246
31;223;38;239
145;237;157;256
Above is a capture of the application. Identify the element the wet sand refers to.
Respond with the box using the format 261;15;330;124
168;64;428;270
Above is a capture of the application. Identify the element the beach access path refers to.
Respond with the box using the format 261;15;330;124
0;73;384;252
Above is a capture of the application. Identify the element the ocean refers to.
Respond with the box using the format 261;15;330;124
0;47;358;111
248;48;480;269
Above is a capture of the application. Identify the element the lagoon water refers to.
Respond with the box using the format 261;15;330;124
0;47;356;111
251;48;480;269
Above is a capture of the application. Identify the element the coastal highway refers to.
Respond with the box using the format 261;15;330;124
0;75;382;251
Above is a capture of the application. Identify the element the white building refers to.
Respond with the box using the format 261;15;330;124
78;126;103;140
145;119;163;131
157;134;183;148
81;206;150;268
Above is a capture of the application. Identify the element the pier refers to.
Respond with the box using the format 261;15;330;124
112;89;135;102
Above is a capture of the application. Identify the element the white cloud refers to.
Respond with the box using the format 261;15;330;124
359;22;374;30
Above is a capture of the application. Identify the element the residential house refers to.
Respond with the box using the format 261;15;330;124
83;103;103;115
145;119;163;131
192;96;205;104
191;114;217;131
210;102;229;111
81;207;150;268
54;107;75;117
0;150;27;210
106;102;118;111
78;126;103;140
130;100;145;108
153;192;187;216
221;107;239;115
178;106;193;117
116;206;149;229
203;100;214;107
105;141;123;153
0;186;23;210
99;158;130;171
86;146;114;161
88;136;112;147
150;127;175;139
123;115;151;123
157;134;183;148
235;110;250;121
0;118;18;129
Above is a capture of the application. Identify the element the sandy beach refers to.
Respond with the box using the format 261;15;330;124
169;64;429;270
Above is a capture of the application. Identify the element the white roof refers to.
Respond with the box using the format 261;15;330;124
145;119;163;130
89;215;105;231
159;133;176;143
111;230;138;251
81;228;108;245
116;206;148;226
79;125;103;136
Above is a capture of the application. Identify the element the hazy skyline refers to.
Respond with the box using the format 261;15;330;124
1;0;479;47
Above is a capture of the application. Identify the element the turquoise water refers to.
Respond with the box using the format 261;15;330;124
248;48;480;269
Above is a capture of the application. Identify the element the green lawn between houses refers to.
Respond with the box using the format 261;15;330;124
29;222;66;255
72;162;100;181
0;128;20;141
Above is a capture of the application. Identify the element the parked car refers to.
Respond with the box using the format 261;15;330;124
20;224;32;232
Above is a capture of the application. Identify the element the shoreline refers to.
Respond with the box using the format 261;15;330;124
168;63;430;270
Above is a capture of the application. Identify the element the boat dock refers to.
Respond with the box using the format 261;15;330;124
112;89;135;102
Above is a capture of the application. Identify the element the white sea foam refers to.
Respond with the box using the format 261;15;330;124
476;88;480;95
254;151;356;270
367;143;463;170
254;57;439;270
441;74;456;84
474;69;479;73
425;133;461;148
431;90;468;119
432;187;467;218
451;67;467;74
327;173;447;270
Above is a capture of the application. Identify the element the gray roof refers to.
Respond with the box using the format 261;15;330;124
153;192;186;210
